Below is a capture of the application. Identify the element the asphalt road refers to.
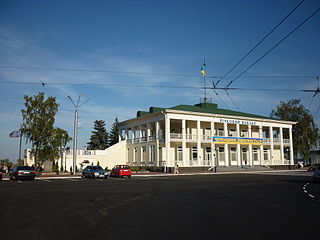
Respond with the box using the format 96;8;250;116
1;174;319;240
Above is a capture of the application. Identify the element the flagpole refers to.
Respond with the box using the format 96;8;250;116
203;59;207;103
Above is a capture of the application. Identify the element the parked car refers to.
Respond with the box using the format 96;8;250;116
312;165;320;183
9;166;36;181
81;166;108;179
110;165;132;178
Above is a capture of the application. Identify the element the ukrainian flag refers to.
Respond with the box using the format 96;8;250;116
200;64;206;76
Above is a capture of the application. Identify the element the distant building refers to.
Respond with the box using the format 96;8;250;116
24;141;127;171
119;102;296;170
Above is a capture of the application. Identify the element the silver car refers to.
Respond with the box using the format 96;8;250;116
312;165;320;183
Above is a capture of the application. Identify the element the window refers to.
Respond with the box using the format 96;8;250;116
177;147;182;161
241;130;248;137
218;147;225;161
263;149;269;161
218;129;224;136
192;147;197;161
229;129;236;137
230;148;237;161
253;148;259;161
205;147;212;161
242;148;248;162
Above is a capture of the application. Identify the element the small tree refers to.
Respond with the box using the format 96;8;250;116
21;92;71;164
109;117;119;146
87;120;109;150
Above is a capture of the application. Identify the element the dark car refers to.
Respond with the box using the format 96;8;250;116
110;165;132;178
9;166;36;181
313;165;320;183
82;166;108;179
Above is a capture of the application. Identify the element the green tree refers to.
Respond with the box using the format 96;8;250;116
270;99;319;161
21;92;71;164
87;120;109;150
109;117;119;146
0;159;14;167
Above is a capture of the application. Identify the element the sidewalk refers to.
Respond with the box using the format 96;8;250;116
0;169;309;181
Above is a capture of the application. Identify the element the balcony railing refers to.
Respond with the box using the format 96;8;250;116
186;134;198;140
202;135;212;141
126;134;291;145
170;133;183;139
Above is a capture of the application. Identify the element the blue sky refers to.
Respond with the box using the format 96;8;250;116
0;0;319;162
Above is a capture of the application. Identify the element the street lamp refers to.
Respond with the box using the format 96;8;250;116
67;94;89;175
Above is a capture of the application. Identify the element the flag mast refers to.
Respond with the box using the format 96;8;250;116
201;59;207;103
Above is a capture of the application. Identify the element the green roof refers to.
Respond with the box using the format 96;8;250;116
136;102;272;120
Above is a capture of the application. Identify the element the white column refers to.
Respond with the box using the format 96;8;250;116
259;125;264;165
211;121;215;167
131;127;135;144
280;127;284;165
289;126;294;165
140;147;143;164
248;125;253;166
269;126;274;165
236;124;241;166
224;144;229;166
138;125;142;143
147;123;151;142
132;148;135;163
182;119;187;167
223;122;229;166
224;122;228;137
197;120;202;166
165;115;171;167
155;121;160;166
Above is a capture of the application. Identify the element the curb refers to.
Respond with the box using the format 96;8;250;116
0;169;310;181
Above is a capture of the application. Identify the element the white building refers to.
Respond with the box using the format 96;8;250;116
24;102;296;172
24;141;127;172
119;102;296;171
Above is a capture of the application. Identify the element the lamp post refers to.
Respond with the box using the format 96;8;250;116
67;94;89;175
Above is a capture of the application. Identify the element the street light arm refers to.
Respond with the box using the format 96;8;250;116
67;96;77;108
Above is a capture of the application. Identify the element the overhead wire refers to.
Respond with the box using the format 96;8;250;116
225;6;320;88
216;0;305;87
0;65;202;79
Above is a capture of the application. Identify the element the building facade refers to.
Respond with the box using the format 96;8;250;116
119;102;295;169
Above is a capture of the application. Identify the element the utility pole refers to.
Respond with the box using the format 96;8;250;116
67;94;89;175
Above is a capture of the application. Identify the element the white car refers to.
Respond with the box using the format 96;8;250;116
312;165;320;183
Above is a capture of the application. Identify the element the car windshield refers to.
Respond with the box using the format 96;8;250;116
17;166;33;170
92;166;103;170
121;165;130;169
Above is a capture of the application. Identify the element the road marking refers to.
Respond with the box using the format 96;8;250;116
17;181;22;183
302;182;319;202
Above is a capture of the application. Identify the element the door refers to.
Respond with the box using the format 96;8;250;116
242;148;248;165
204;147;212;165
